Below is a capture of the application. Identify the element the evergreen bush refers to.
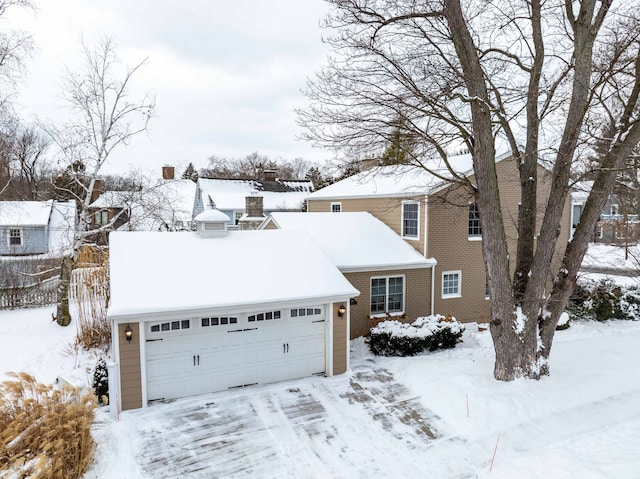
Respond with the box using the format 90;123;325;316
368;314;464;356
92;358;109;406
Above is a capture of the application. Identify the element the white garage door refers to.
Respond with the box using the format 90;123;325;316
145;306;326;402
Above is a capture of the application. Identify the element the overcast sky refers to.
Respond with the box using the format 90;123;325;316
7;0;333;176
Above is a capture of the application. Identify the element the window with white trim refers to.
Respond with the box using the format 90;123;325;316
469;203;481;237
370;276;405;315
442;271;462;298
331;202;342;213
402;201;419;239
8;228;21;246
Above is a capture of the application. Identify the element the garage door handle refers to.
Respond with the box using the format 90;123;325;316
193;355;196;366
197;355;200;365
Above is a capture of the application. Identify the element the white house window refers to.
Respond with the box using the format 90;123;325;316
331;202;342;213
571;203;583;229
370;276;405;315
8;228;21;246
611;204;619;216
94;210;109;226
469;203;482;238
442;271;462;298
402;201;419;239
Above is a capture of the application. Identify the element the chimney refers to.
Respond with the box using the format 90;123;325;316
263;169;277;181
239;193;265;231
245;193;264;218
90;179;102;203
162;165;175;180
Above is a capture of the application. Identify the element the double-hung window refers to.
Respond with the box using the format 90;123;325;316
442;271;462;298
8;228;21;246
370;276;405;315
402;201;419;239
468;203;481;238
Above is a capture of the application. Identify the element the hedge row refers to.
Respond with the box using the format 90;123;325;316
367;314;465;356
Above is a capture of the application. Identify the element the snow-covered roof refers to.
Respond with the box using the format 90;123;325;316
198;178;311;211
92;180;197;232
305;153;525;201
306;156;475;200
48;201;76;254
261;212;436;272
108;229;359;319
0;201;53;226
89;190;139;209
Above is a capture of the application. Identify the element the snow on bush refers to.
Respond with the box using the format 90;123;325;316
367;314;465;357
568;278;640;322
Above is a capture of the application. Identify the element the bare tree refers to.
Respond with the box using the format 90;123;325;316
299;0;640;380
45;37;155;326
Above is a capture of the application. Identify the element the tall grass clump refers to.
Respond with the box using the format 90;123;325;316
70;246;111;351
0;372;96;479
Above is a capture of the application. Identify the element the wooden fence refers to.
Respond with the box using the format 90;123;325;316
0;276;60;309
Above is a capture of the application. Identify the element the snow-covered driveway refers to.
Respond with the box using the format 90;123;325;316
94;363;439;479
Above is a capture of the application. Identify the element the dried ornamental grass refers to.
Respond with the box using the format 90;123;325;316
0;372;96;479
70;246;111;352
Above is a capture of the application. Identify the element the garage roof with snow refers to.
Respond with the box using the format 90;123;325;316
108;229;359;320
261;212;436;272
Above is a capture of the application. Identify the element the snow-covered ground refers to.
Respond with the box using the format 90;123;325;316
2;243;640;478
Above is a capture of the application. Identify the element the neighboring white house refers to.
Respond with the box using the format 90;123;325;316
108;210;359;412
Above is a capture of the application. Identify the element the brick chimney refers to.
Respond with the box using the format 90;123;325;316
162;165;175;180
239;193;265;230
246;194;264;218
263;169;277;181
90;179;102;203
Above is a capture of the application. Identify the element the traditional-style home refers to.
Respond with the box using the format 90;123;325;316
108;210;358;412
88;179;197;240
259;211;436;338
193;173;313;227
306;154;573;325
0;200;76;256
572;183;640;244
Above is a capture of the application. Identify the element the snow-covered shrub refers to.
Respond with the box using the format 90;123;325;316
567;278;640;321
591;279;624;321
92;358;109;406
367;314;465;356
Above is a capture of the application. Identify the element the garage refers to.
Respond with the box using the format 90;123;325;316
108;210;359;412
145;306;327;401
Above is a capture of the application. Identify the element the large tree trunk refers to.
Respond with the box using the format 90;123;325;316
54;254;75;326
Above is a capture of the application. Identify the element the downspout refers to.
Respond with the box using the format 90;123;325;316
424;194;436;316
423;194;428;256
431;264;436;316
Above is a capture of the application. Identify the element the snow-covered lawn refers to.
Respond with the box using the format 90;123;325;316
2;305;640;478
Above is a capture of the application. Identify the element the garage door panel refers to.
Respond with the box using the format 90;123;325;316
145;308;328;402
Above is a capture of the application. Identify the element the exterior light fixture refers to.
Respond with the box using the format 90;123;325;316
124;324;133;343
338;304;346;318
